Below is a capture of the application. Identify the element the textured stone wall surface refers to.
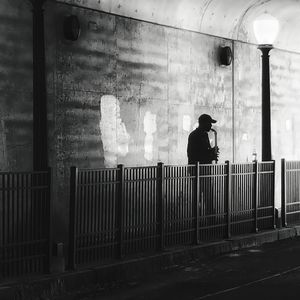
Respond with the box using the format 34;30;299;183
0;0;33;171
44;3;234;240
234;42;261;163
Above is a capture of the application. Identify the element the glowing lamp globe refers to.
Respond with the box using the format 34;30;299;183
253;13;279;45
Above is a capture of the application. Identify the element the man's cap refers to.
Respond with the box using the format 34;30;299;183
198;114;217;124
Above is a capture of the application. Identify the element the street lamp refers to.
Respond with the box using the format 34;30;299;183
253;13;279;161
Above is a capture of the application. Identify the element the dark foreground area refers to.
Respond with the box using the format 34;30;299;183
58;237;300;300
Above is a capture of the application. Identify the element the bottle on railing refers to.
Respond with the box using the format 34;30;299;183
252;148;257;162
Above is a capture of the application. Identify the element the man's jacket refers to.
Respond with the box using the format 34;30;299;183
187;127;214;164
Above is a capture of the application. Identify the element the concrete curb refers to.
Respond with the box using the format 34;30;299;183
1;226;300;300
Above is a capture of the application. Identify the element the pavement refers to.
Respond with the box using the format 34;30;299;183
88;236;300;300
1;225;300;300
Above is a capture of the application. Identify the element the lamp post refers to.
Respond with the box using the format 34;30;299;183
253;14;279;161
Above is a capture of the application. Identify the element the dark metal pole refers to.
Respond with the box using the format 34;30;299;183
32;0;48;170
258;45;272;161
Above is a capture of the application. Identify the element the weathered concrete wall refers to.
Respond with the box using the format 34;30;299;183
46;4;232;241
233;44;300;206
44;2;234;241
233;45;300;165
0;0;33;171
271;49;300;161
43;2;300;241
58;0;300;53
234;42;261;162
1;1;300;244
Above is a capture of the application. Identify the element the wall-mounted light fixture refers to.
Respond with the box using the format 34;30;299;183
64;15;81;41
253;13;279;161
219;46;233;66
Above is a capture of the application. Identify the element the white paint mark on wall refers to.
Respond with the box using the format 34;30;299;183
286;119;292;131
182;115;191;132
100;95;129;167
144;111;156;161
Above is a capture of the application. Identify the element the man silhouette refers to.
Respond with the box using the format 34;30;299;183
187;114;219;164
187;114;220;229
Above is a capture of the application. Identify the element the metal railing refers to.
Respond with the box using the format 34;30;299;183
281;159;300;226
0;169;51;279
69;161;275;269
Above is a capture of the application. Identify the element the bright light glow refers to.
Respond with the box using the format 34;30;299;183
253;13;279;45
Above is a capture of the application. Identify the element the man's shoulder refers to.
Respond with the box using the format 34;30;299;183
189;128;206;138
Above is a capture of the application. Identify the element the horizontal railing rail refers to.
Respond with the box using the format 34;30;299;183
69;161;275;270
0;169;51;280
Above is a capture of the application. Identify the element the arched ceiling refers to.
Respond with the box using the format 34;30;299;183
60;0;300;52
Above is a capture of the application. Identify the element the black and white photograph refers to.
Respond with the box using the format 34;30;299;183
1;0;300;299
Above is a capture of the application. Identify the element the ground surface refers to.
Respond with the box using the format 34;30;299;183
56;237;300;300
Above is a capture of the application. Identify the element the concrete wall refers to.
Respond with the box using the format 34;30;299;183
1;1;300;243
0;0;33;171
44;2;234;240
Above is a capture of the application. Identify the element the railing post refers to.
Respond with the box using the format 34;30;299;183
156;162;164;250
46;167;52;273
272;160;276;229
194;162;200;244
226;161;231;239
281;158;287;227
116;164;124;258
69;166;78;270
254;161;259;233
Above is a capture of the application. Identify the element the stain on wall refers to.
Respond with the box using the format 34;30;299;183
100;95;130;166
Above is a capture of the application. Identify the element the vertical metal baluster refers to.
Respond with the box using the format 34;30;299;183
226;161;231;239
91;171;95;262
194;163;199;244
133;168;137;254
143;168;146;251
254;161;258;233
107;170;111;258
69;167;78;270
177;166;180;245
141;167;144;252
152;167;155;249
175;166;178;245
20;173;24;275
133;168;136;253
232;164;236;235
100;170;105;259
98;171;102;260
116;165;124;258
2;174;6;276
139;168;142;252
281;159;287;227
146;168;149;250
156;162;164;250
8;173;12;276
